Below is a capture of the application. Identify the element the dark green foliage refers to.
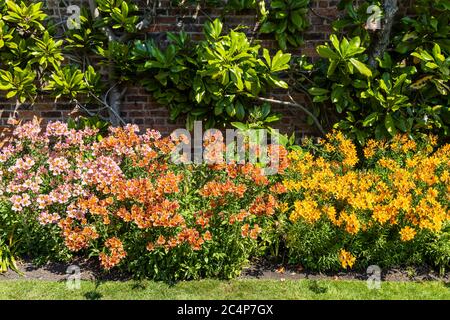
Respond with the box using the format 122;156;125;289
299;0;450;144
259;0;310;50
130;19;291;129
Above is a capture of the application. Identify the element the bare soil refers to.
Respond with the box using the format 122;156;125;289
1;257;448;283
239;258;450;283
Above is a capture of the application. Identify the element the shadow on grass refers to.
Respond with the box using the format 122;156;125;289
132;280;147;290
84;279;104;300
307;280;328;294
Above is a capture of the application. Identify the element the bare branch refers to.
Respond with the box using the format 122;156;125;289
119;87;128;99
256;95;326;136
368;0;398;68
79;91;127;126
309;6;334;23
136;1;157;31
87;0;128;126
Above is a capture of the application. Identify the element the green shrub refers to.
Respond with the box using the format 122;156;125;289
131;19;291;130
298;0;450;144
259;0;310;50
0;0;98;103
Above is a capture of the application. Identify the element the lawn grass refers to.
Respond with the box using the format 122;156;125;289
0;279;449;300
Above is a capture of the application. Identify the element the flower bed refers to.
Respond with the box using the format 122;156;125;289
0;118;287;280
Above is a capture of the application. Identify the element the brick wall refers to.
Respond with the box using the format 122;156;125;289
0;0;414;137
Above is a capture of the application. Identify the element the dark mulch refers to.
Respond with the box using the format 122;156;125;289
239;258;450;283
1;257;449;283
0;257;131;282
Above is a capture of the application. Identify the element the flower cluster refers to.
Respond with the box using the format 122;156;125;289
339;249;356;269
284;132;450;270
199;180;247;198
99;237;127;270
0;118;284;279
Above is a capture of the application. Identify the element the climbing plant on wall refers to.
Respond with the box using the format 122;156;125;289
295;0;450;144
0;0;300;130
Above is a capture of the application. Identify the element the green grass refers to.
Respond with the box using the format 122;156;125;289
0;279;449;300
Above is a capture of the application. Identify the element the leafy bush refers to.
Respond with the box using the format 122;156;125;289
259;0;310;50
281;131;450;271
426;224;450;276
300;0;450;144
0;0;99;103
131;19;291;130
0;201;20;273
